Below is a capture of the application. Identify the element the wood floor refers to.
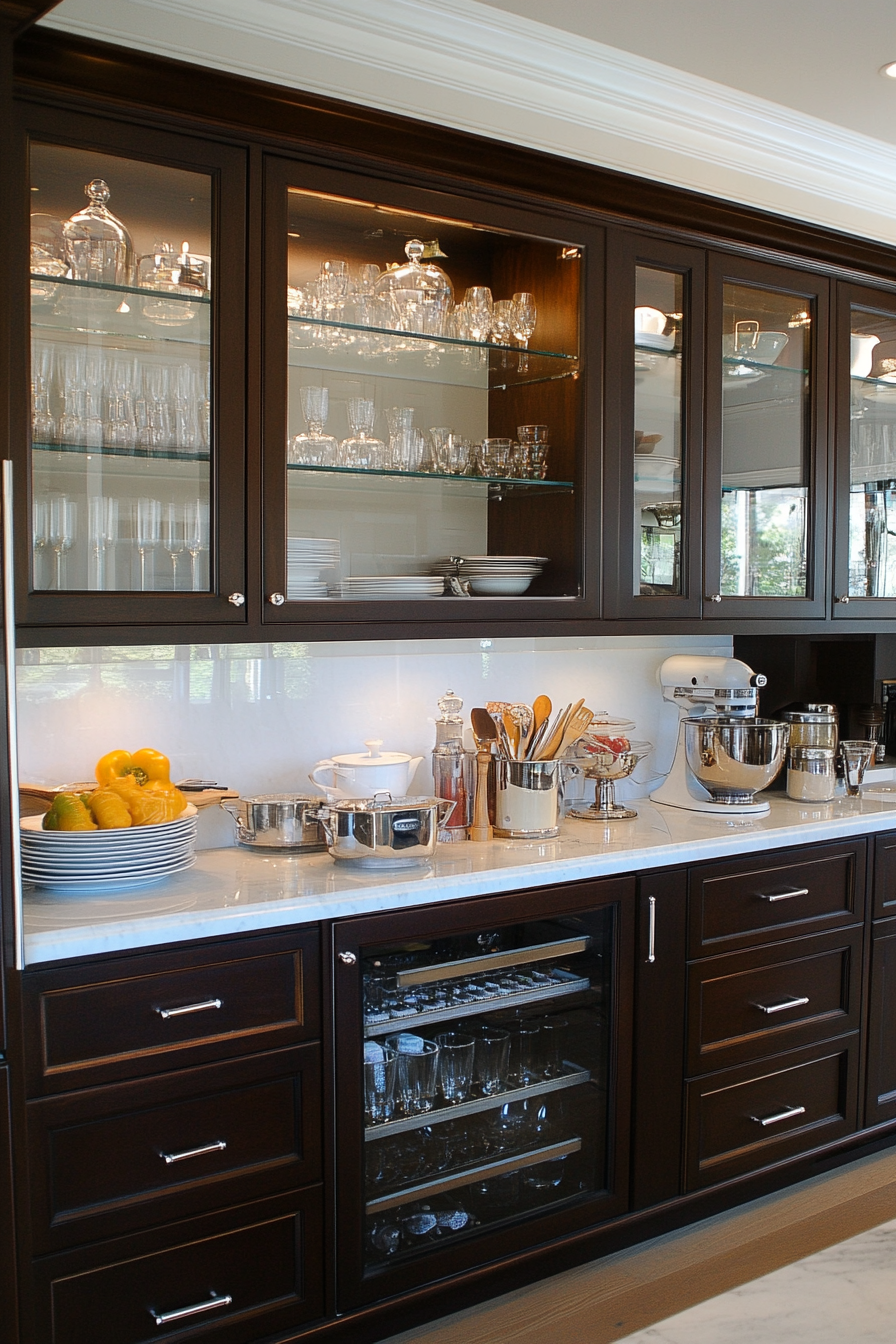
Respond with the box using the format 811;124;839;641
379;1147;896;1344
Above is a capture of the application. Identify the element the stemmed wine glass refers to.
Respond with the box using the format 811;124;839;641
135;496;161;591
340;397;385;468
47;494;76;590
512;291;537;371
289;386;338;465
88;496;118;591
32;497;49;588
184;498;209;591
163;502;186;590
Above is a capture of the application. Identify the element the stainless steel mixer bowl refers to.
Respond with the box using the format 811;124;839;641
683;717;788;804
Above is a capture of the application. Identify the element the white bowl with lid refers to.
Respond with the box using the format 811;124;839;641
309;739;424;801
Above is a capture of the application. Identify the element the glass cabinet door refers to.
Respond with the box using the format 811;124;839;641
704;256;828;618
602;233;704;618
262;159;598;623
19;109;246;626
833;285;896;616
334;883;633;1309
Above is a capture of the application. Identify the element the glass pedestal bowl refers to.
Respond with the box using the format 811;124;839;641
568;740;651;821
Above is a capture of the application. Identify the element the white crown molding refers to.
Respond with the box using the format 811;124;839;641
39;0;896;246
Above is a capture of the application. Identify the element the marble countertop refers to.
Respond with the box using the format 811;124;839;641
22;790;896;966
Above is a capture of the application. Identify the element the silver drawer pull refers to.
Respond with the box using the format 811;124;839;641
750;1104;806;1127
647;895;657;964
754;995;810;1015
155;998;222;1020
160;1140;227;1166
757;887;809;903
150;1291;232;1326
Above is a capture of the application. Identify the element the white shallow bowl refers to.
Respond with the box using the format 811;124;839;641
468;575;533;595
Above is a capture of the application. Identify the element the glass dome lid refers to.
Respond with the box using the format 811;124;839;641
374;239;453;335
63;178;134;287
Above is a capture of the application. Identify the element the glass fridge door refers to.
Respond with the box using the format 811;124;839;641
335;884;633;1308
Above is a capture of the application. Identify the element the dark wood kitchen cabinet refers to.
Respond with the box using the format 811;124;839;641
11;28;896;642
0;1066;17;1344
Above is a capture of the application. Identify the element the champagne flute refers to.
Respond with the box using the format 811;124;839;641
184;498;209;591
512;291;537;372
162;502;186;589
135;496;161;591
47;494;76;589
32;496;49;589
88;496;118;591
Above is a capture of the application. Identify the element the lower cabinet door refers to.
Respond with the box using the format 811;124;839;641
32;1188;324;1344
685;1036;859;1189
865;919;896;1127
0;1067;17;1344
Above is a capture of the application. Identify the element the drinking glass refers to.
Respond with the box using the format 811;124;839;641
364;1043;397;1125
538;1015;569;1078
184;498;209;591
87;496;118;591
481;437;513;477
47;495;76;589
289;385;338;465
463;287;493;343
384;406;417;471
340;397;385;468
840;739;876;795
163;502;186;589
135;496;161;591
491;298;514;346
472;1025;510;1096
511;292;537;348
505;1017;541;1086
435;1031;476;1104
385;1033;440;1115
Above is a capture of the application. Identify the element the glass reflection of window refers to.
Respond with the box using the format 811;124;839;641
848;307;896;598
720;284;810;597
634;268;683;596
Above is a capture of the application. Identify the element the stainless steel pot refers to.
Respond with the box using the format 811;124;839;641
315;794;456;867
221;794;327;852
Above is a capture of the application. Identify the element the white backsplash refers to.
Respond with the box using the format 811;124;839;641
16;633;732;844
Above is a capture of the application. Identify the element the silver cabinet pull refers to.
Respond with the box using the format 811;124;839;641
757;887;809;903
754;995;810;1015
338;951;358;966
835;594;850;604
227;592;245;606
647;895;656;964
155;998;222;1020
750;1104;806;1127
160;1140;227;1165
149;1292;232;1326
268;591;285;605
707;593;722;603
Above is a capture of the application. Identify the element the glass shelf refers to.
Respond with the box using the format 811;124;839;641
32;273;210;347
364;969;592;1038
287;462;573;490
288;315;578;390
365;1064;592;1141
33;440;210;464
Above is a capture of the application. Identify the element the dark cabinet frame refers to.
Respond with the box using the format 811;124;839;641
11;101;249;632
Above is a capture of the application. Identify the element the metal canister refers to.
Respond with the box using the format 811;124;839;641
786;746;837;802
782;704;839;753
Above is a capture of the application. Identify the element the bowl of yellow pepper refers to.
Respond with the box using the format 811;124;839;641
21;749;198;893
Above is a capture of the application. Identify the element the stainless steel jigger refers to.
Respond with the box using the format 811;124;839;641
569;745;648;821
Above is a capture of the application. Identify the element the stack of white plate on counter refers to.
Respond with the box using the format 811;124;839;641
331;575;445;600
287;536;340;600
20;804;199;895
432;555;548;595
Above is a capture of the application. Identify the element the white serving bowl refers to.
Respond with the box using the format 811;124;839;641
468;575;533;595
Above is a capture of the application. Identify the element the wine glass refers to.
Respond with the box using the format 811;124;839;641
32;496;49;589
184;498;209;591
88;496;118;590
47;494;76;590
512;291;537;371
340;397;385;468
289;385;338;465
162;502;186;589
463;287;493;343
135;496;161;591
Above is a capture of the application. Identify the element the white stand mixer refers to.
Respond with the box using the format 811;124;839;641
650;654;771;815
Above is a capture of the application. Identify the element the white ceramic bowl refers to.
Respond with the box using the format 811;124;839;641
468;575;533;596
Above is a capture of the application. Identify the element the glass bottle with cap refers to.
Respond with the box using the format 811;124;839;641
431;689;472;841
63;178;134;287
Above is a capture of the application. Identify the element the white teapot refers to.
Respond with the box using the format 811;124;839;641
309;739;423;801
851;333;880;378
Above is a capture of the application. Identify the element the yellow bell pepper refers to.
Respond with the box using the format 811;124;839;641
95;749;140;786
88;788;133;830
128;785;184;827
130;748;172;784
42;793;97;831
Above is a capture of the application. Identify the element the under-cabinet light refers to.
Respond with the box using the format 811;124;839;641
881;61;896;77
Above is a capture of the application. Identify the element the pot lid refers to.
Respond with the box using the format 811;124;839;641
327;794;441;813
331;739;417;767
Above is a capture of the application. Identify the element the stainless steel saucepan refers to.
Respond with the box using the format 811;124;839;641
314;794;456;867
222;794;327;852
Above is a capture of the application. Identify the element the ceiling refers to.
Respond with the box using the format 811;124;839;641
478;0;896;146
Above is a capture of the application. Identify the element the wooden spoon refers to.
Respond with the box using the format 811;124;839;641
471;706;498;750
532;694;552;733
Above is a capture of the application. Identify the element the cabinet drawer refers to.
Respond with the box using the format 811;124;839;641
23;930;319;1095
689;841;865;956
27;1044;320;1253
685;1037;858;1189
687;927;862;1074
33;1188;323;1344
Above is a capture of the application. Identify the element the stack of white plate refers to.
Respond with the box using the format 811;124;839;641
20;804;199;895
287;536;340;600
432;555;548;595
333;575;445;600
